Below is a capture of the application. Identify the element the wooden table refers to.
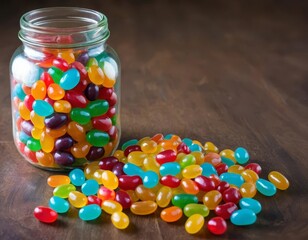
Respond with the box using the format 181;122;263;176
1;0;307;239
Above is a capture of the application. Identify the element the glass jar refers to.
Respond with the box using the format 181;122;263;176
10;7;121;170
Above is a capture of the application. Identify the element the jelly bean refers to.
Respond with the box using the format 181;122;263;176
126;190;139;203
92;169;104;184
118;175;142;190
160;206;183;222
207;217;227;235
31;127;44;140
127;151;147;166
31;80;46;100
239;198;262;214
21;120;34;136
179;154;196;169
65;90;88;108
46;126;67;139
45;114;68;130
54;151;75;165
143;155;160;173
87;195;103;206
182;138;193;146
115;190;132;209
159;162;181;176
47;83;66;101
222;187;242;204
19;131;31;144
111;211;129;230
68;191;88;208
19;102;31;120
99;156;119;170
123;163;144;176
177;142;191;154
87;100;109;117
230;209;257;226
220;149;236;163
156;150;176;164
41;72;53;87
142;170;159;188
194;176;216;192
182;165;202;179
40;131;55;153
160;175;181;188
47;175;70;187
156;186;172;208
53;58;69;71
48;67;63;84
53;184;76;198
32;100;54;117
102;170;119;190
234;147;249;164
185;214;204;234
204;142;219;153
98;186;115;201
204;153;221;166
101;61;116;88
220;172;244;188
36;151;54;167
124;145;141;157
70;108;91;125
140;139;157;154
172;194;198;209
241;169;259;183
181;178;199;195
228;164;245;174
183;203;209;217
189;143;203;152
79;204;102;221
86;130;110;147
151;133;164;143
121;139;138;151
215;163;228;175
240;182;256;198
53;100;71;113
14;84;26;100
58;51;75;64
108;126;118;140
200;162;218;177
203;190;222;210
256;178;277;196
85;146;104;161
221;157;235;167
90;118;111;134
130;201;157;215
215;202;238;219
84;83;99;101
268;171;289;190
49;196;70;213
86;57;98;68
135;185;156;201
88;65;105;85
24;146;38;163
24;95;35;111
84;161;100;179
71;142;91;158
209;174;221;187
245;163;262;175
34;206;58;223
59;68;80;90
67;121;86;141
26;138;41;151
76;52;90;66
81;179;99;196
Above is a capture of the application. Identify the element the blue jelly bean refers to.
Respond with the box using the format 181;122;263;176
69;169;86;187
159;162;181;176
81;179;99;196
32;100;54;117
19;131;31;144
59;68;80;90
231;209;257;226
239;198;262;214
14;84;26;101
221;157;235;167
189;144;203;152
182;138;193;147
79;204;102;221
234;147;249;164
220;172;244;188
121;139;138;151
200;163;218;176
49;196;70;213
123;163;144;177
256;178;277;196
142;171;159;188
164;134;173;140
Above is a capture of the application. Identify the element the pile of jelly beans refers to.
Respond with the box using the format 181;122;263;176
12;49;119;168
34;134;289;235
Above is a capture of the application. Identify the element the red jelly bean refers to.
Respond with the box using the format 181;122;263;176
115;190;132;209
216;181;230;193
151;133;164;143
106;107;116;118
65;90;88;108
24;95;35;111
215;202;238;219
177;142;191;154
99;157;119;170
160;175;181;188
118;175;143;190
70;61;88;80
215;163;228;175
108;126;118;140
34;206;58;223
244;163;262;175
124;145;142;157
24;146;38;163
87;195;103;206
222;187;241;204
207;217;227;235
107;92;117;107
40;72;54;87
194;176;216;192
156;150;177;164
53;58;69;71
92;116;112;132
209;174;221;188
112;162;125;177
99;87;113;99
74;78;88;93
97;186;115;201
44;97;55;106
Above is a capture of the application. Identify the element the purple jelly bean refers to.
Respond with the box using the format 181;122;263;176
55;136;74;151
54;151;75;165
44;113;68;129
21;120;33;136
86;146;105;161
112;162;125;177
76;52;90;66
84;83;99;101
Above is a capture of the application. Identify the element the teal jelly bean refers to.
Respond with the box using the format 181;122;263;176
70;108;91;125
179;154;196;169
256;178;277;196
189;144;202;152
86;100;109;117
79;204;102;221
26;138;41;151
221;157;235;167
69;169;86;186
200;163;218;177
81;179;99;196
234;147;249;164
33;100;54;117
142;171;159;188
164;134;173;140
172;194;198;209
183;203;209;217
182;138;193;147
14;84;26;101
49;196;70;213
220;173;244;188
231;209;257;226
123;163;144;176
159;162;181;176
53;184;76;198
239;198;262;214
121;139;138;151
19;131;31;144
59;68;80;90
86;130;110;147
48;66;63;84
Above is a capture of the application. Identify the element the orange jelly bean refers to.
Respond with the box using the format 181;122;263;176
268;171;289;190
47;83;65;100
31;80;46;100
47;175;70;187
161;206;183;222
203;190;222;210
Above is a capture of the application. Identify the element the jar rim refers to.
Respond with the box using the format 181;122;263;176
19;7;110;49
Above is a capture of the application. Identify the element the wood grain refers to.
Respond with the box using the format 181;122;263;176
0;0;307;239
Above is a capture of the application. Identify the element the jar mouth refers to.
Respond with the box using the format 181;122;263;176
19;7;110;49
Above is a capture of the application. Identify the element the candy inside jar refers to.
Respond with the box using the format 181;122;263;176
10;7;121;170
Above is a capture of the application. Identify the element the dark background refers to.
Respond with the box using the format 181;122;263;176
0;0;308;239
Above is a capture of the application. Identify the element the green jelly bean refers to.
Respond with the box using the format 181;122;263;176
26;138;41;151
70;108;91;125
121;139;138;151
172;194;198;209
48;66;63;84
53;184;76;198
179;154;196;169
111;115;117;125
86;58;98;70
86;130;110;147
87;100;109;117
184;203;209;217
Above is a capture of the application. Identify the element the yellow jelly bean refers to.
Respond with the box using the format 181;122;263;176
88;65;105;85
31;80;46;100
140;139;158;153
102;170;118;190
185;214;204;234
18;102;31;120
130;201;157;215
68;191;88;208
192;140;203;147
268;171;289;190
113;150;125;160
54;100;71;113
47;175;70;187
204;141;219;153
182;165;203;179
111;211;129;230
156;186;172;208
143;155;160;173
36;151;55;167
93;169;105;184
126;190;139;203
202;190;222;210
190;152;205;165
102;200;123;214
135;185;156;201
241;169;259;183
31;127;44;140
240;182;257;198
127;151;147;166
40;131;55;153
84;162;100;180
220;149;236;163
58;50;75;64
30;111;45;129
228;165;245;174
